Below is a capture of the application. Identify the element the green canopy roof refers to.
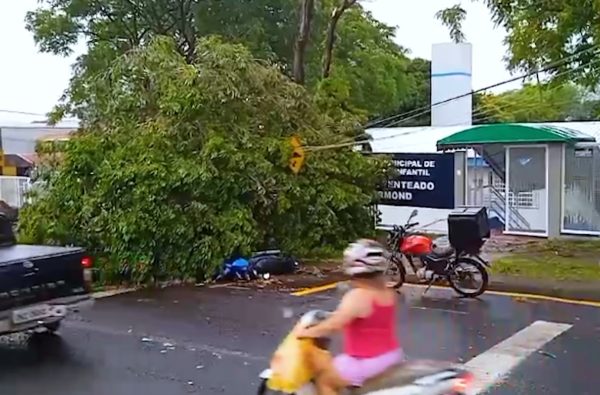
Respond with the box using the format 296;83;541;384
436;123;596;150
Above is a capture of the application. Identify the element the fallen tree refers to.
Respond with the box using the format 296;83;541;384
19;37;388;284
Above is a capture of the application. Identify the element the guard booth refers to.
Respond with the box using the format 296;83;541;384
436;123;598;237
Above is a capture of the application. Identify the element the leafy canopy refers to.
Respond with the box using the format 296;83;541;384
435;4;467;44
479;0;600;85
474;83;594;123
436;1;600;87
26;0;428;120
19;37;388;283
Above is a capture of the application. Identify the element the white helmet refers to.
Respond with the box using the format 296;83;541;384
342;239;389;276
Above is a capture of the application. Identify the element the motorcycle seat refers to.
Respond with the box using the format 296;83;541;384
429;245;455;259
346;360;461;395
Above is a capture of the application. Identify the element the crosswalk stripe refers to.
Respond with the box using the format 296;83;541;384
464;320;572;394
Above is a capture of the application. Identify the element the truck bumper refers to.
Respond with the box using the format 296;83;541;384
0;294;94;335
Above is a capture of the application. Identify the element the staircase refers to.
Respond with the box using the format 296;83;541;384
471;146;531;231
486;185;531;230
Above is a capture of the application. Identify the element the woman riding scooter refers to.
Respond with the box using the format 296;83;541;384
295;239;404;395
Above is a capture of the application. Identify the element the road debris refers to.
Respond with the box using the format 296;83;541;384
538;350;557;359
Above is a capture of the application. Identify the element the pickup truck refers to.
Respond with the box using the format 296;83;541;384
0;214;94;335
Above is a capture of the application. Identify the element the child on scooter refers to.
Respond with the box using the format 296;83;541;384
295;239;404;395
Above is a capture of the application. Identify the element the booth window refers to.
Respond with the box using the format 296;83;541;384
563;146;600;233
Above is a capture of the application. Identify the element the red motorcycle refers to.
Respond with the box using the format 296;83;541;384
384;209;490;297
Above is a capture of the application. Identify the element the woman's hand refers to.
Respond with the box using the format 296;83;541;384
294;289;366;340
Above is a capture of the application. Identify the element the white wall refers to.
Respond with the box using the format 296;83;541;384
0;127;75;154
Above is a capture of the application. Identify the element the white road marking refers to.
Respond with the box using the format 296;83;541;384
464;320;572;394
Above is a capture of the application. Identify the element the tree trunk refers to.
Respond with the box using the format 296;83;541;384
293;0;314;84
322;0;357;79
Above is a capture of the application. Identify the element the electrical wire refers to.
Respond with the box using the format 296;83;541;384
365;44;600;129
304;53;600;152
382;51;600;129
3;44;599;149
0;108;78;121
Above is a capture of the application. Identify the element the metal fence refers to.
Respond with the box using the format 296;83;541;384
0;176;32;208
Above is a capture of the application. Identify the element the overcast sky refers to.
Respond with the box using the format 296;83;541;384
0;0;521;121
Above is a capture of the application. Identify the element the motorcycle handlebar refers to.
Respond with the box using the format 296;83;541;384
405;222;419;229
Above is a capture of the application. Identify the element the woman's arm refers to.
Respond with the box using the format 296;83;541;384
295;289;366;338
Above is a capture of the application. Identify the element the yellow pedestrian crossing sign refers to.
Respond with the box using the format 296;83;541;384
289;136;305;174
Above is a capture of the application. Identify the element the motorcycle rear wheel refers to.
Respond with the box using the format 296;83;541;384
446;257;488;298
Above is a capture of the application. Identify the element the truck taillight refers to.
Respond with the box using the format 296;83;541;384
453;372;474;393
82;256;93;292
81;256;92;268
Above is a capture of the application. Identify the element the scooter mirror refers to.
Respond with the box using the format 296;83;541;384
410;209;418;218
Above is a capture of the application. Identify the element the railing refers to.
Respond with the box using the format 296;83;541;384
487;184;531;230
474;146;505;181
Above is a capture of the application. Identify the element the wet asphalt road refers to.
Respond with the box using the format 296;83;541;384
0;284;598;395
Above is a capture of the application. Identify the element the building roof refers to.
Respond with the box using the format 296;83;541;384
4;154;36;167
366;121;600;154
0;113;79;129
436;123;596;150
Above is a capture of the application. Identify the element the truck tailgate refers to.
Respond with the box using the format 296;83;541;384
0;245;88;311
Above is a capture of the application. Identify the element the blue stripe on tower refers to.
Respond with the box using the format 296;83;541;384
431;72;472;77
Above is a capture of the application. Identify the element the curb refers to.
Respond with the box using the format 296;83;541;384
92;287;138;299
292;275;600;307
402;274;600;303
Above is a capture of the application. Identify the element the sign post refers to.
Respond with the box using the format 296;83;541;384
378;153;455;209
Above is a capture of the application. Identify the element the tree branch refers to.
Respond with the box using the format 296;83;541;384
322;0;357;79
292;0;315;84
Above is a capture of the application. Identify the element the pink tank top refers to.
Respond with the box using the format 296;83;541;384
343;300;399;358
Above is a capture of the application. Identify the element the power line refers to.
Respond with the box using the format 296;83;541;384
365;44;600;129
382;50;600;129
0;109;46;116
305;55;600;152
0;109;78;121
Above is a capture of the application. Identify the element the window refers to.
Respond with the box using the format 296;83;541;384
563;146;600;233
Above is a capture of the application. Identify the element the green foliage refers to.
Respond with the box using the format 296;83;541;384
385;58;431;126
19;37;389;284
435;4;467;43
472;0;600;86
315;7;416;118
27;0;428;121
474;83;600;123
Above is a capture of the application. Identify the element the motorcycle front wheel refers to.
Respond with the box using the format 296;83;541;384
384;254;406;289
257;379;273;395
446;257;489;298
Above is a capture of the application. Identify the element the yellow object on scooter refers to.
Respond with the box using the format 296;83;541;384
267;332;315;393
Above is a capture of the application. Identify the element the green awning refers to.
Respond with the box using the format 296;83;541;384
436;123;596;150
